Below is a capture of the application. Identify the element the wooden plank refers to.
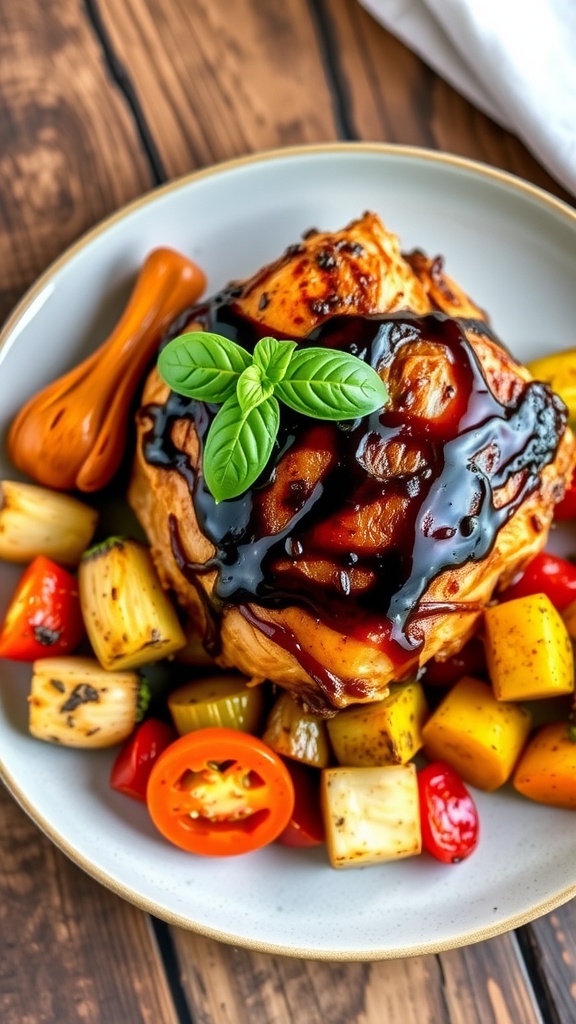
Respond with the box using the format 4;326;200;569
168;930;452;1024
0;786;179;1024
169;928;544;1023
98;0;339;176
0;0;153;324
526;901;576;1022
322;0;572;203
438;935;543;1024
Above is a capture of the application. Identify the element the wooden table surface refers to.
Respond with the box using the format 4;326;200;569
1;2;575;1022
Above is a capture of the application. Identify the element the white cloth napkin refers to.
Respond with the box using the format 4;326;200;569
359;0;576;196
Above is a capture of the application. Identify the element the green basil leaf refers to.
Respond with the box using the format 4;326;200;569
158;331;251;402
203;394;280;502
237;364;274;414
253;337;297;384
276;347;389;420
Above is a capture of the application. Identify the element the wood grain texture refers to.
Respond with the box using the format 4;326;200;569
0;787;178;1024
168;928;546;1024
528;899;576;1022
322;0;572;203
0;0;153;324
168;931;447;1024
0;1;574;1022
98;0;339;177
439;936;544;1024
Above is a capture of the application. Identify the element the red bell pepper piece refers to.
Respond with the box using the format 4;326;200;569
276;758;325;848
501;551;576;611
110;718;177;802
418;761;479;864
0;555;84;660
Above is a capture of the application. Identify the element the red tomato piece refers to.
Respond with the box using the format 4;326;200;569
554;472;576;521
418;761;479;864
276;759;325;848
500;552;576;611
0;555;84;661
146;727;295;856
422;637;486;688
110;718;177;801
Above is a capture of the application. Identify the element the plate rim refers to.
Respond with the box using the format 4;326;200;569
1;141;575;960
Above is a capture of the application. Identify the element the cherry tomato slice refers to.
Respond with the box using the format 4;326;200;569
418;761;479;864
146;727;295;856
501;552;576;611
110;718;177;801
0;555;84;661
276;759;325;848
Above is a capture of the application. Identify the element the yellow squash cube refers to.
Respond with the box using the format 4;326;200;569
513;722;576;810
326;680;428;767
485;593;574;701
421;675;532;791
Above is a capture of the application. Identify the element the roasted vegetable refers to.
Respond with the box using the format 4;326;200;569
8;248;206;492
321;763;421;868
146;728;295;856
485;593;574;701
168;673;264;735
0;481;98;566
421;676;533;791
110;718;177;800
326;680;428;767
0;556;84;660
261;690;330;768
417;761;479;864
28;656;144;748
78;537;186;670
500;552;576;610
513;723;576;809
276;759;325;848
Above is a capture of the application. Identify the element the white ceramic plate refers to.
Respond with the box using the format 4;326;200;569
1;144;575;960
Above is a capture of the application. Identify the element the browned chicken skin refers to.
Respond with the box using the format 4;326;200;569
129;213;575;714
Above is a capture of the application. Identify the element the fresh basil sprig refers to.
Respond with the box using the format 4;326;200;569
157;332;389;502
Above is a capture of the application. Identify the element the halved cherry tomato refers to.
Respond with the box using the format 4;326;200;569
501;552;576;611
422;637;486;688
276;759;325;848
0;555;84;660
110;718;177;801
146;727;295;856
418;761;479;864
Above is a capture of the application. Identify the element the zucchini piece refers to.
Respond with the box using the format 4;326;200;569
0;480;98;566
168;673;264;735
321;764;421;868
262;691;330;767
79;537;186;670
326;680;428;767
29;656;143;748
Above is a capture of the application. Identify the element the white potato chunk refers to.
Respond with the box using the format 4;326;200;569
321;764;421;868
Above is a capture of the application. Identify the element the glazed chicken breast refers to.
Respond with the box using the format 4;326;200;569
129;213;574;714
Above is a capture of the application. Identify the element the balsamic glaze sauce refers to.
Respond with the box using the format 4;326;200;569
142;290;566;698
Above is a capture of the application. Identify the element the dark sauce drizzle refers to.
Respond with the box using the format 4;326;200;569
142;289;566;704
